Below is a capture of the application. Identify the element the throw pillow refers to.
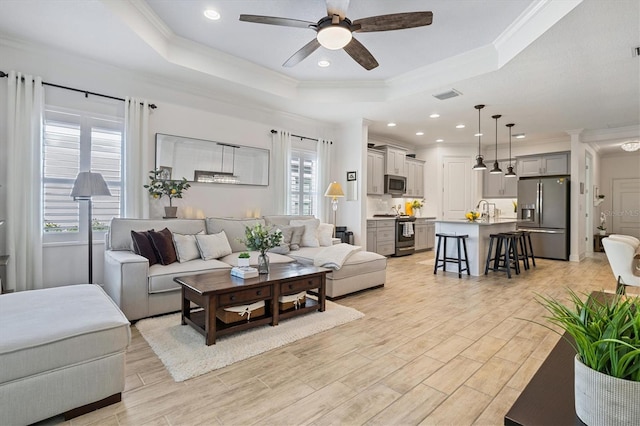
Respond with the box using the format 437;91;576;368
148;228;178;265
290;218;320;248
172;231;204;263
195;231;233;260
276;224;305;251
318;223;335;247
131;230;158;266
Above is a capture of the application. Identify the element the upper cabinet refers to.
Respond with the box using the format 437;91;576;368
367;149;385;195
517;152;570;177
381;146;407;176
405;157;425;198
483;160;517;198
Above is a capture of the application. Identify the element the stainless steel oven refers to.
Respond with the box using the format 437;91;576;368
394;216;416;256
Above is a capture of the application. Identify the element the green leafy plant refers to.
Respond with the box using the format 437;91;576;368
143;169;191;207
411;199;424;209
240;223;283;256
238;252;250;259
534;289;640;381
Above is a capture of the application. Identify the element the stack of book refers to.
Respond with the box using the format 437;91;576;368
231;266;258;279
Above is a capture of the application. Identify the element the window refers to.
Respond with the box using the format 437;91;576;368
289;149;318;216
42;108;123;241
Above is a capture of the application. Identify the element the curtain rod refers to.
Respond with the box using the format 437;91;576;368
0;70;157;109
270;129;330;143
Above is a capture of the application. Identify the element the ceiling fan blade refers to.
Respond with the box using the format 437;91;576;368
352;11;433;32
283;39;321;67
326;0;350;20
343;38;379;70
239;14;316;29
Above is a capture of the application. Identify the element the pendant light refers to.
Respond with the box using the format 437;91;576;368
472;104;487;170
489;114;502;174
505;123;517;177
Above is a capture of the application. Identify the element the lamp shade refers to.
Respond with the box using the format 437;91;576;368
324;181;345;198
70;172;112;199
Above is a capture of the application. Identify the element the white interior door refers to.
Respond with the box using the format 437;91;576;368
612;178;640;238
443;156;472;219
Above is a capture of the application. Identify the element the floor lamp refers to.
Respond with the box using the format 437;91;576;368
324;181;344;237
71;172;111;284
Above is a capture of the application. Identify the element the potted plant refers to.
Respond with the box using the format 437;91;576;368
535;290;640;426
411;199;424;217
237;252;251;268
240;224;283;274
597;212;607;235
144;169;191;218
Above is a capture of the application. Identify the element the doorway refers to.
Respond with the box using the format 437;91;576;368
585;153;593;253
612;178;640;238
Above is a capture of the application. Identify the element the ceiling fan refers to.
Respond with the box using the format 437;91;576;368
239;0;433;70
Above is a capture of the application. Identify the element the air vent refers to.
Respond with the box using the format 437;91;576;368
432;89;462;100
633;47;640;57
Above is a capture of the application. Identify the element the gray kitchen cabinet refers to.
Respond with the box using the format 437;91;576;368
414;218;435;251
381;146;407;176
367;149;385;195
483;160;518;198
405;157;425;198
517;153;570;177
366;219;395;256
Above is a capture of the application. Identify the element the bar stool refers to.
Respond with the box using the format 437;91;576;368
510;231;530;271
434;233;470;278
485;233;519;278
520;230;536;267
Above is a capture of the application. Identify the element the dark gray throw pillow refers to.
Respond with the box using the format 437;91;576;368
147;228;178;265
131;229;158;266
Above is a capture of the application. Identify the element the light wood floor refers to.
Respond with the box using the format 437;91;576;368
60;251;614;426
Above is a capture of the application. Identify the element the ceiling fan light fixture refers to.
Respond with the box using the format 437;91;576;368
621;141;640;152
317;25;352;50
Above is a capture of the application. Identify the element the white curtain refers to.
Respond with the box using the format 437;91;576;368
272;130;291;214
316;139;333;223
123;97;150;218
6;71;44;292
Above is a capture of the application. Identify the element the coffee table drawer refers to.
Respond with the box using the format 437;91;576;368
219;285;271;305
281;276;322;293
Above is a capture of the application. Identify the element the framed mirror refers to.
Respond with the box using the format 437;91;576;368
155;133;269;186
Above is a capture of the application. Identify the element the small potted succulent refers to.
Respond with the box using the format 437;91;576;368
237;252;251;268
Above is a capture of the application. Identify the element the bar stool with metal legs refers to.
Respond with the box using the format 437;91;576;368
434;233;470;278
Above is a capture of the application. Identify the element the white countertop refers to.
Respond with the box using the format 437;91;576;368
435;218;520;225
367;216;437;221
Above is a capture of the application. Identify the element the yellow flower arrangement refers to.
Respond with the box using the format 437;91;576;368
144;169;191;207
465;211;481;221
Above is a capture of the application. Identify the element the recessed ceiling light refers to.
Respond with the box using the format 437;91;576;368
416;132;424;136
204;9;220;20
514;133;526;139
387;122;396;127
474;133;483;137
621;141;640;152
429;113;440;118
456;124;465;129
317;59;331;67
436;139;444;142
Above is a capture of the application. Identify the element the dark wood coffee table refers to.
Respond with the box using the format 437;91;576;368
174;263;329;345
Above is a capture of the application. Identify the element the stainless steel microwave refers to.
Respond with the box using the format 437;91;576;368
384;174;406;196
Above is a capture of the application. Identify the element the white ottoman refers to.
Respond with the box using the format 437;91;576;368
0;285;130;425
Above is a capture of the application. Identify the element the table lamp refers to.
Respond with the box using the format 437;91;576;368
324;181;344;237
71;172;111;283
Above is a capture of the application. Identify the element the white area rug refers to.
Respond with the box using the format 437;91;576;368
136;300;364;382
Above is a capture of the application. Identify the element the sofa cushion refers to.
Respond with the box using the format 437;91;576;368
172;231;203;263
195;231;233;260
147;258;231;294
318;223;334;247
108;218;205;251
131;230;158;265
0;285;130;385
219;251;295;267
205;217;266;253
271;225;305;254
290;218;320;247
148;228;178;265
263;215;315;227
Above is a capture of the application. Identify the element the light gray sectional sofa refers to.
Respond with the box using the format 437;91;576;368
104;215;387;321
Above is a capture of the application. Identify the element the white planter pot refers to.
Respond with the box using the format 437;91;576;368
237;258;250;268
598;230;606;235
575;356;640;426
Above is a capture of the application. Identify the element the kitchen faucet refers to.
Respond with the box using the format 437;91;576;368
476;199;495;221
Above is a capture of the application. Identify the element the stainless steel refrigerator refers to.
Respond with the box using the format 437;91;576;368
517;176;570;260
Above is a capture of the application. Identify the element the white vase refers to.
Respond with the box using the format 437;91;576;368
238;257;250;268
599;229;606;235
414;208;421;217
574;356;640;426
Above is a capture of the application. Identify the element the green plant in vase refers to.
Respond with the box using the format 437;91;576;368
240;224;283;274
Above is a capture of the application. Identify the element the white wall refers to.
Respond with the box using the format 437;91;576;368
0;41;338;287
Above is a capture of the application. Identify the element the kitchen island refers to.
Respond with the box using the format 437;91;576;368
434;219;519;276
